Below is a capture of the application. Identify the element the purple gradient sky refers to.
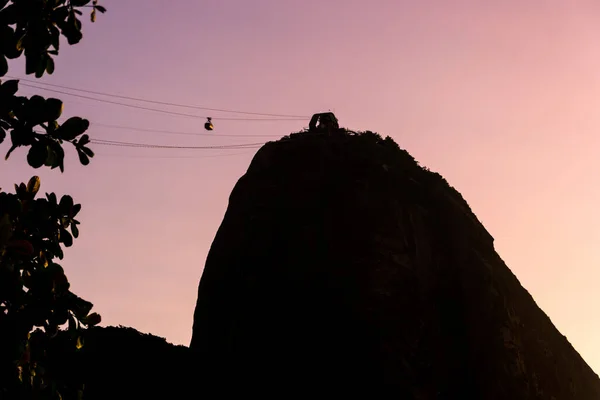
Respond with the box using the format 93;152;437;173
4;0;600;372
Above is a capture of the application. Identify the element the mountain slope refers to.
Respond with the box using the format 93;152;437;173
190;130;600;398
45;326;194;399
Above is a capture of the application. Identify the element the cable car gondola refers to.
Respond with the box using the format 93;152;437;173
204;117;214;131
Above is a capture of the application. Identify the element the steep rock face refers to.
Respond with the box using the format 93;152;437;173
190;131;600;397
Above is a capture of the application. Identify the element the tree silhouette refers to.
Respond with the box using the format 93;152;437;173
0;1;106;398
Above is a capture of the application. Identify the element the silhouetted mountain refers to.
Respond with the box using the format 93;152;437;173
47;326;194;399
44;129;600;399
189;129;600;398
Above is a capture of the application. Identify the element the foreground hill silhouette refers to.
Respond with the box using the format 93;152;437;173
190;129;600;397
42;326;191;399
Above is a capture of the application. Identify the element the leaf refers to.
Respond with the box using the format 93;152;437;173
76;335;83;350
27;143;48;169
46;192;58;205
44;98;64;121
81;145;94;157
0;127;5;144
68;29;83;45
11;129;35;150
27;176;41;196
55;116;89;140
59;203;74;222
25;53;39;75
15;182;26;196
15;34;24;51
1;79;19;96
22;96;49;127
52;5;70;22
0;4;17;25
5;143;18;160
46;56;55;75
60;228;73;247
90;8;96;23
0;55;7;77
77;149;89;165
95;5;106;12
72;204;82;215
70;295;93;320
70;0;91;6
71;222;79;238
55;242;64;259
82;312;101;326
44;146;57;167
49;25;60;51
46;139;65;171
59;195;74;213
61;15;83;45
35;55;47;78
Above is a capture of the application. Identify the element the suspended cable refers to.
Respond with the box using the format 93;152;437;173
8;75;309;118
92;141;262;149
17;83;307;122
90;122;283;138
95;149;256;159
90;138;265;150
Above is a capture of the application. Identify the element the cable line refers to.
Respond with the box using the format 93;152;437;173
91;122;283;138
18;83;307;122
96;150;256;159
90;138;265;150
9;75;309;118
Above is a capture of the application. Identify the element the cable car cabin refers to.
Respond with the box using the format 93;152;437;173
308;112;341;135
204;117;214;131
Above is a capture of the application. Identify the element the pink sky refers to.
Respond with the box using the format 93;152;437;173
4;0;600;373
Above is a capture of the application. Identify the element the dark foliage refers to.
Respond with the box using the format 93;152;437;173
0;1;105;398
0;0;104;170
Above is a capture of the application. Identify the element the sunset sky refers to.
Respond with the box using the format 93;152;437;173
3;0;600;373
